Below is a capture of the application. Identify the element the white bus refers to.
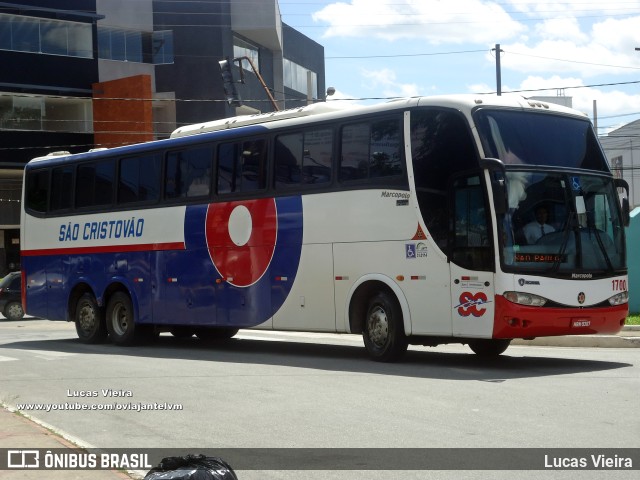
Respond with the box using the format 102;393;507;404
21;94;630;361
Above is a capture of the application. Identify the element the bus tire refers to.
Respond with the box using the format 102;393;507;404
105;292;137;346
196;327;238;342
75;293;107;344
468;339;511;357
3;301;24;321
362;291;408;362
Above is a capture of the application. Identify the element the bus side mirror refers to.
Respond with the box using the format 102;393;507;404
480;158;507;215
622;197;630;227
614;178;630;227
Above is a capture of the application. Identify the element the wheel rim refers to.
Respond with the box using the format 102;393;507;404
7;303;23;319
110;302;129;336
78;303;96;334
367;305;389;347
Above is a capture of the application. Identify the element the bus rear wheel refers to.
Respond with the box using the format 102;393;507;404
75;293;107;344
106;292;137;346
468;339;511;357
362;291;408;362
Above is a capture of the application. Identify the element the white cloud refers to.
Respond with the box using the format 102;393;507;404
504;0;633;19
361;68;420;97
312;0;525;43
499;38;640;77
534;17;587;43
592;16;640;52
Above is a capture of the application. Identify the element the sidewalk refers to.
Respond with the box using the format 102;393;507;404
0;406;137;479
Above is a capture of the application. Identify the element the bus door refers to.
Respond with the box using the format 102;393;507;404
449;174;496;338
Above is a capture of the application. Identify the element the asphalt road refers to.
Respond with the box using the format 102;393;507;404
1;318;638;480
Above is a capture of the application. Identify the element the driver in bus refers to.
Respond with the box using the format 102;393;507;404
522;205;555;244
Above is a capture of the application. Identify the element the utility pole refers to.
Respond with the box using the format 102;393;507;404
492;44;503;96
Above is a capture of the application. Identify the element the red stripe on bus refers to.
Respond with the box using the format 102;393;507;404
20;242;186;257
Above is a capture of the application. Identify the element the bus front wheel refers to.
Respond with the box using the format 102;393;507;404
106;292;137;346
75;293;107;344
362;291;408;362
468;339;511;357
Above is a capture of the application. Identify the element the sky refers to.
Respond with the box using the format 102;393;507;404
277;0;640;135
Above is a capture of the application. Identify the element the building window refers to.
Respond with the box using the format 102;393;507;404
0;13;92;58
283;58;317;99
98;26;173;64
233;37;259;72
0;92;92;133
152;30;173;65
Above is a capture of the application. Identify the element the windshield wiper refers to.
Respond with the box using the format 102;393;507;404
588;224;614;273
549;213;574;274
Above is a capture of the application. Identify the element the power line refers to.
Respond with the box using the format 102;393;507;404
505;51;640;71
325;49;486;59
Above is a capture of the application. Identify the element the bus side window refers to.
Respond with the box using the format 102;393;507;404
119;154;161;204
50;166;74;211
275;133;302;187
26;169;50;213
217;142;237;194
76;160;115;208
410;109;478;253
275;129;332;189
165;147;212;199
339;117;402;182
217;138;267;194
451;175;493;271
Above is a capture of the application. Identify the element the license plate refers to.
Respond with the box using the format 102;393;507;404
572;319;591;328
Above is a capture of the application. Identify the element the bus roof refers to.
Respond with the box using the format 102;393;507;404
27;94;589;165
169;102;356;138
170;94;587;138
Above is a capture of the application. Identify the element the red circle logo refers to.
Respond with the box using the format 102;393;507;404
205;199;277;287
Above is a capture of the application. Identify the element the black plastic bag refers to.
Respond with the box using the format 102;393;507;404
144;454;238;480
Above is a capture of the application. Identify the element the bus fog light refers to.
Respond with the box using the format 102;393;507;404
608;291;628;306
503;291;547;307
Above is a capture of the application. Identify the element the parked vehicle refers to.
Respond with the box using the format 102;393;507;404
0;271;24;320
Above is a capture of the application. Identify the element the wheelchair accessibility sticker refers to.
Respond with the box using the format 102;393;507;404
406;242;428;259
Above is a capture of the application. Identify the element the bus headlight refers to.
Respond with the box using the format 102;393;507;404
608;291;629;306
503;291;547;307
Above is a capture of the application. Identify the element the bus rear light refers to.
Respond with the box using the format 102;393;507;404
608;291;628;306
503;291;547;307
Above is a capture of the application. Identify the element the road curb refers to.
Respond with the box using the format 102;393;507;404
512;325;640;348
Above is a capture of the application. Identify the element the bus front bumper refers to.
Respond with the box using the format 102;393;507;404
492;295;628;339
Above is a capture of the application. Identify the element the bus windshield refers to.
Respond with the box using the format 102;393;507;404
500;171;625;275
474;108;625;276
474;108;608;171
